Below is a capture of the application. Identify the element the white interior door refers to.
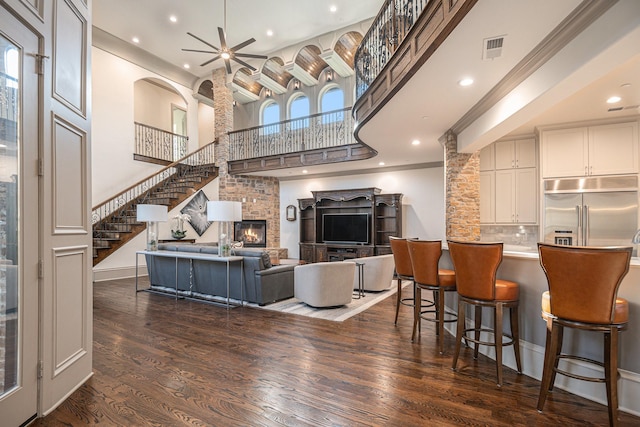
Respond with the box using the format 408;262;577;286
0;5;40;426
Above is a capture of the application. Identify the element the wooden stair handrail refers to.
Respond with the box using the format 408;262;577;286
92;139;217;211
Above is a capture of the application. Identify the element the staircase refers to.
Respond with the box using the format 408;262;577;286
92;142;218;266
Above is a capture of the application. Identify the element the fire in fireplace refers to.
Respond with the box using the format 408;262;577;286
234;220;267;248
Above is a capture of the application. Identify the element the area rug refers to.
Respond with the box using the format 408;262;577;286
251;280;411;322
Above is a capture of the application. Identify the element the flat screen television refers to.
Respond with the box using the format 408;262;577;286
322;213;370;244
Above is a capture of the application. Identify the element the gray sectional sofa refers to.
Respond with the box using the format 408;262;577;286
145;243;295;305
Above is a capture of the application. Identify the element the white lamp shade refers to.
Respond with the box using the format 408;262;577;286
136;204;168;222
207;201;237;222
233;201;243;221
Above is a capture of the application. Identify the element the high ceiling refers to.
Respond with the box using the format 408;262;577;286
92;0;381;80
93;1;640;178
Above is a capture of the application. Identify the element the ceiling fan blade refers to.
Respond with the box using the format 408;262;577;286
235;53;268;59
182;48;217;54
230;38;256;52
218;27;228;51
187;32;219;51
200;55;221;67
232;57;257;72
224;58;232;74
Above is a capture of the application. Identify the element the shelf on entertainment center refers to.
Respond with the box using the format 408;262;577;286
298;188;402;263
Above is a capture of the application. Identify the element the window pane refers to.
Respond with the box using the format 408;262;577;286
262;102;279;135
290;96;309;129
321;87;344;123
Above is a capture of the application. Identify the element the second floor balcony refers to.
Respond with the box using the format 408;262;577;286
227;107;376;175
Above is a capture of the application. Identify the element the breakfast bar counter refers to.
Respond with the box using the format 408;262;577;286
438;248;640;415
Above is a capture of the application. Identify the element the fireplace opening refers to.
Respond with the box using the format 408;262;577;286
234;220;267;248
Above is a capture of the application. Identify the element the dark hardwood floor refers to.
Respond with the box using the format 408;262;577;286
32;277;640;426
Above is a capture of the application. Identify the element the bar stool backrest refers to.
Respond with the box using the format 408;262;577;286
538;243;632;324
447;240;503;301
407;240;441;286
390;237;413;278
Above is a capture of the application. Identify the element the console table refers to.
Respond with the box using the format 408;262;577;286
135;250;244;309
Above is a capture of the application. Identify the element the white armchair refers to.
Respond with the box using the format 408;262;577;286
294;262;356;307
345;254;395;292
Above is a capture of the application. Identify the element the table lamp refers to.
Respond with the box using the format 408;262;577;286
136;204;168;251
207;200;242;257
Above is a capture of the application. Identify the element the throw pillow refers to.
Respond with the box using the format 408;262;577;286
261;251;272;269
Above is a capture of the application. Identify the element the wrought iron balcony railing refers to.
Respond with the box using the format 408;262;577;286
355;0;430;100
228;107;355;161
134;122;189;163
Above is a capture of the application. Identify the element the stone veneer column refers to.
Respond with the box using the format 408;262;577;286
211;69;280;247
443;130;480;240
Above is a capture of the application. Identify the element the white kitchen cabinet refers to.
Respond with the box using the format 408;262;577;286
480;171;495;223
480;144;494;171
541;122;638;178
495;138;536;169
589;122;638;176
495;168;537;224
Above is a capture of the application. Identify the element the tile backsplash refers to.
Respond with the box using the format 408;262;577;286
480;225;538;252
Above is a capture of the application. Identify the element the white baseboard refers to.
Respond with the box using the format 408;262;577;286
93;265;146;282
444;321;640;417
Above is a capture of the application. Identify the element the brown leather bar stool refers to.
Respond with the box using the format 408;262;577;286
407;239;456;354
447;240;522;387
389;237;433;325
537;243;632;427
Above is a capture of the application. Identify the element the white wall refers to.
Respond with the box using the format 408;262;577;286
133;79;186;131
198;103;215;147
91;47;201;204
279;166;446;259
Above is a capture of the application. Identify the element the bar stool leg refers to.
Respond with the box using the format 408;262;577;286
474;306;482;359
394;278;402;325
537;321;561;411
452;300;465;371
510;306;522;373
411;286;421;342
495;303;504;387
437;288;445;354
605;328;620;427
549;324;564;392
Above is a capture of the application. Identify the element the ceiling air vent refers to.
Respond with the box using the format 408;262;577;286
483;36;505;60
608;105;639;112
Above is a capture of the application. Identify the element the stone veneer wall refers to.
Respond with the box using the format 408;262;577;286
212;69;280;248
443;130;480;240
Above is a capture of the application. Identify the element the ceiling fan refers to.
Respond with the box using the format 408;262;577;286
182;0;267;74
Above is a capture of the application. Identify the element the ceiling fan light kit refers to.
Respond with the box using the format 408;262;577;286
181;0;267;74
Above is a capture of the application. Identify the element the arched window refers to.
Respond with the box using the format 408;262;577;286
261;100;280;135
289;93;309;129
320;86;344;123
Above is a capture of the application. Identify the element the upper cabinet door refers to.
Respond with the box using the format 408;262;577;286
541;127;588;178
479;144;495;171
589;122;638;176
515;138;537;168
494;140;515;169
495;138;537;169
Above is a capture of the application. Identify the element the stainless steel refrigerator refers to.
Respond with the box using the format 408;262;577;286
543;175;638;252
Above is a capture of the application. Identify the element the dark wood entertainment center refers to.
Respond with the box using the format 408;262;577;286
298;188;403;263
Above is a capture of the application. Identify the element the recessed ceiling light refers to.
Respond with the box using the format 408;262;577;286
169;15;177;23
330;5;337;13
607;96;621;104
132;37;140;44
266;29;274;37
183;64;190;69
458;78;474;87
412;139;421;146
302;169;308;174
379;162;385;166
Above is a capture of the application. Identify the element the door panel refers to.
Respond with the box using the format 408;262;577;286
0;5;40;426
